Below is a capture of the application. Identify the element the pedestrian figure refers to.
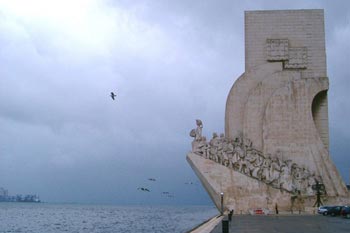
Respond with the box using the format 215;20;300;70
228;209;234;221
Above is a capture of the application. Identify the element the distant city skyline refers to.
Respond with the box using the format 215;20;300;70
0;186;40;203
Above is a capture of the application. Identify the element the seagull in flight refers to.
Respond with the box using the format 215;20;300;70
137;187;150;192
110;92;116;100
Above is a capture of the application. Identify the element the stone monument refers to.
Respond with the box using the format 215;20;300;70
187;9;349;214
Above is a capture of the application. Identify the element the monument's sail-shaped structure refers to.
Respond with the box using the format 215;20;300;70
187;9;349;213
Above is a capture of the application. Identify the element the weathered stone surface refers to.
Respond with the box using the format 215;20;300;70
188;152;296;213
266;39;289;61
187;9;349;213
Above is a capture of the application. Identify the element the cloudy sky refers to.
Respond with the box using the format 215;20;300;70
0;0;349;205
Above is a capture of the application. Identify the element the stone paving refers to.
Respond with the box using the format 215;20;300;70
210;215;350;233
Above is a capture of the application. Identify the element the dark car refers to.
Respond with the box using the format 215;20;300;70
340;206;350;219
324;206;344;216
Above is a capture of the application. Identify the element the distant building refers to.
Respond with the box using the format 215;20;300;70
0;187;9;201
0;187;40;202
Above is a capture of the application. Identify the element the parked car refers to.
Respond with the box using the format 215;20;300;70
340;206;350;219
318;206;332;214
323;206;344;216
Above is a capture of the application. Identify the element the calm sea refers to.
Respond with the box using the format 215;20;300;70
0;203;218;233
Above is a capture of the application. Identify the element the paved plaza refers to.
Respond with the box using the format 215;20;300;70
210;215;350;233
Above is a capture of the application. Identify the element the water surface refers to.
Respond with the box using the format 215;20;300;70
0;203;218;233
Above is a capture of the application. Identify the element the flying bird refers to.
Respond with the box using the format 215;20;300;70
148;178;156;181
110;92;116;100
137;187;150;192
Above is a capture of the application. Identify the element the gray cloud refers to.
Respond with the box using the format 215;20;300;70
0;0;349;204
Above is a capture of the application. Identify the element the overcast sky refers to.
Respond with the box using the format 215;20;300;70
0;0;349;205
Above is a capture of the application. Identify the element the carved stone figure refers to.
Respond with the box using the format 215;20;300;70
231;151;240;170
190;119;205;152
224;139;234;167
209;133;219;162
195;119;203;141
269;158;281;187
192;136;207;156
261;156;271;182
190;120;321;195
280;161;293;192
